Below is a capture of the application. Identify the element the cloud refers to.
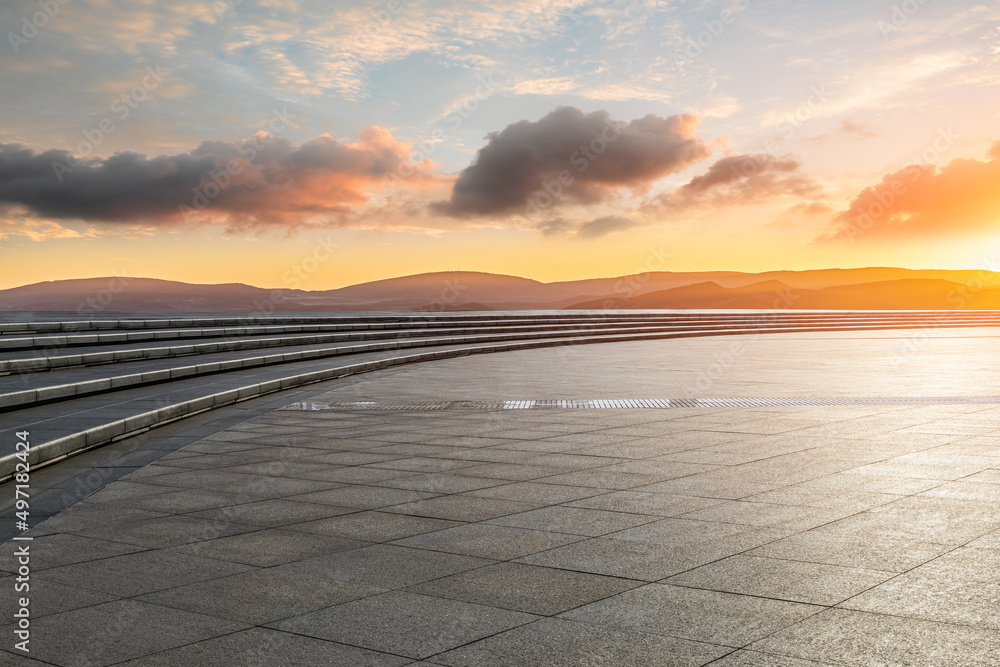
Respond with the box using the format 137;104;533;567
806;119;880;144
822;143;1000;242
0;218;102;243
838;119;878;139
577;215;637;238
434;106;711;217
536;217;573;236
787;202;834;215
0;128;441;230
535;215;637;239
651;153;822;212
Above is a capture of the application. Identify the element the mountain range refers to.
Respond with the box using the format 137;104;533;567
1;268;998;312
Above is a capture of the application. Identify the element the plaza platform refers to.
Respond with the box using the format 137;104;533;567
4;328;1000;665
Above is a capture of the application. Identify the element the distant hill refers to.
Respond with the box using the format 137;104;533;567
567;278;1000;310
2;269;999;312
0;278;277;312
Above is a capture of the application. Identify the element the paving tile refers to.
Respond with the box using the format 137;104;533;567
917;479;1000;502
634;475;781;500
310;451;406;465
840;550;1000;629
538;469;669;490
80;480;184;503
277;544;492;589
746;530;952;572
393;523;583;559
69;514;256;548
176;528;366;566
20;599;247;667
967;531;1000;549
36;548;253;597
487;505;658;536
115;627;409;666
791;470;945;496
221;459;346;478
607;517;792;553
908;545;1000;582
750;608;1000;666
376;472;511;494
0;579;115;619
189;498;355;527
407;562;642;615
290;485;438;509
706;650;834;665
517;537;699;581
13;533;146;571
290;511;459;542
743;486;901;514
0;648;51;665
564;490;724;516
367;456;483;473
815;496;1000;545
464;481;602;505
140;468;267;489
291;466;415;484
384;495;536;522
101;489;246;514
270;591;536;660
35;506;168;532
666;555;893;605
449;463;570;481
138;568;384;624
561;583;822;647
676;500;855;532
432;617;728;666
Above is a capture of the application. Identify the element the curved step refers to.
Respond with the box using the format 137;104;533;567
2;312;999;481
6;317;1000;412
0;320;785;372
7;316;1000;376
5;310;999;349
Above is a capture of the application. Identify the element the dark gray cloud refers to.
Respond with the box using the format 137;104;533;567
0;128;428;227
435;106;711;217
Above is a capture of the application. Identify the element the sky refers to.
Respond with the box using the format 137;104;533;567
0;0;998;290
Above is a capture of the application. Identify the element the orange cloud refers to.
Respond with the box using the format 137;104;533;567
823;142;1000;242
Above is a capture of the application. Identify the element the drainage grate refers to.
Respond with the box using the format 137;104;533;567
279;396;1000;411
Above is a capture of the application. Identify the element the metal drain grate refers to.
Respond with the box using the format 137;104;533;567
280;396;1000;411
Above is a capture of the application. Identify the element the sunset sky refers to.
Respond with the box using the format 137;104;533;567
1;0;999;290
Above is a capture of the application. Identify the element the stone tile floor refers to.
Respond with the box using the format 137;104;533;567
3;331;1000;665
